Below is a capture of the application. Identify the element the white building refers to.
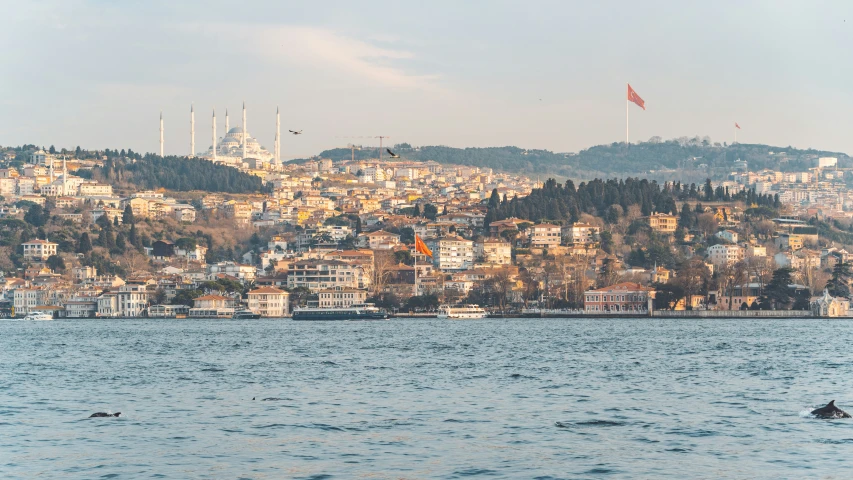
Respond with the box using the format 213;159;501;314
430;235;474;272
476;238;512;265
247;287;290;317
706;244;744;267
563;222;600;245
318;287;367;308
22;239;58;260
715;230;738;244
530;224;562;248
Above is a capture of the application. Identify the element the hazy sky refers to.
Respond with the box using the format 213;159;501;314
2;1;853;159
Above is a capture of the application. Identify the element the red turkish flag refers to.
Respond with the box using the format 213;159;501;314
735;122;741;129
627;84;645;110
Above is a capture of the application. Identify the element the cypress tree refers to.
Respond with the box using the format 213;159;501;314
77;233;92;254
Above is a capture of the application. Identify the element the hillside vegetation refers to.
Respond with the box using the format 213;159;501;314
97;154;267;194
310;138;850;182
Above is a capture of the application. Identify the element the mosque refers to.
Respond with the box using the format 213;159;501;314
207;125;273;165
161;102;280;167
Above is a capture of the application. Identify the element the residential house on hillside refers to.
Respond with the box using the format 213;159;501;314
529;224;562;248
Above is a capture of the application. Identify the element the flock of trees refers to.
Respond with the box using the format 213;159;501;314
97;154;267;193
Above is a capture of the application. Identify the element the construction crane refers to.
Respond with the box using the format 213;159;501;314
347;143;361;163
336;135;391;161
375;135;390;162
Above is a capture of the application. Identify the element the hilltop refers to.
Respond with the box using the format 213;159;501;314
306;138;850;182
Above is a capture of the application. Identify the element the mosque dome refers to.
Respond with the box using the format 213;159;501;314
227;127;244;135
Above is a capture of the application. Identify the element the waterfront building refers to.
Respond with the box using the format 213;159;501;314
811;289;850;317
317;287;367;308
584;282;655;313
247;286;290;317
189;294;237;318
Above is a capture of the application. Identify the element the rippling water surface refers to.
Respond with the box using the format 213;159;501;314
2;318;853;479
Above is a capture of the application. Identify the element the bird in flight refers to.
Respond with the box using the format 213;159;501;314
386;148;400;158
289;130;302;135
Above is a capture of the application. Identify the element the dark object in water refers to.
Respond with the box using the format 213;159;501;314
89;412;121;418
811;400;851;419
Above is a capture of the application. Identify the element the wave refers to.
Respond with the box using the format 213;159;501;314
555;420;626;428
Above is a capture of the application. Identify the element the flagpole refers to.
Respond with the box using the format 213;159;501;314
735;126;738;144
626;95;629;146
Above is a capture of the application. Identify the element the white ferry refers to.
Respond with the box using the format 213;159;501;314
23;312;54;321
437;304;488;319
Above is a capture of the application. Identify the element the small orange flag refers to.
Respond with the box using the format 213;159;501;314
414;234;433;258
627;83;645;110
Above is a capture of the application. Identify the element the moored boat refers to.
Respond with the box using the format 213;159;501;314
232;309;262;320
292;303;389;321
23;312;54;321
437;304;487;319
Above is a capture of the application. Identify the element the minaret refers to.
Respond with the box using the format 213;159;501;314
190;104;195;157
212;108;217;162
242;101;247;160
62;156;67;196
225;108;229;135
49;155;54;183
275;106;280;165
159;111;164;157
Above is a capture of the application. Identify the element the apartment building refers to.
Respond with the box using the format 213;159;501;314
706;244;745;267
429;235;474;272
563;222;600;245
529;224;562;248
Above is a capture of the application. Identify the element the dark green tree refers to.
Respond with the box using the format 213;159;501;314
46;255;65;272
761;268;795;310
76;232;93;254
423;204;438;220
115;232;127;252
128;223;140;249
123;205;135;225
826;261;851;298
24;205;47;227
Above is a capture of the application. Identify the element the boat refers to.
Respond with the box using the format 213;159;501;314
22;312;54;321
437;304;487;319
292;303;389;321
232;309;262;320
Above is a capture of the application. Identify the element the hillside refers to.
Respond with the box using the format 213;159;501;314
308;139;850;182
97;154;267;194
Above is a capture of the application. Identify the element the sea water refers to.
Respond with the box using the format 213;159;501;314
2;318;852;479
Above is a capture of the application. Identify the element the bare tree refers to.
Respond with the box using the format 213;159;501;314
372;250;396;295
493;267;515;313
697;213;719;238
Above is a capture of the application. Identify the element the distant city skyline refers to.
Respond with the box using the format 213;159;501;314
2;1;853;158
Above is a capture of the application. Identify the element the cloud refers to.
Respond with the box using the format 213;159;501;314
188;24;440;90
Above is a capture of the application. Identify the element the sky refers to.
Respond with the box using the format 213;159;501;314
2;0;853;159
